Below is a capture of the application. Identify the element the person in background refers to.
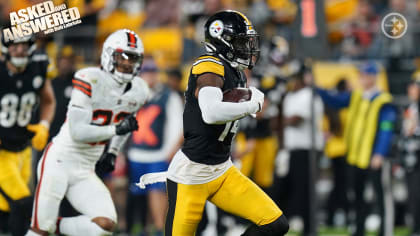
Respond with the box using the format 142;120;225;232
58;0;106;63
316;62;397;236
235;73;286;194
323;79;350;226
0;34;55;236
50;46;77;139
400;74;420;236
282;66;324;235
166;68;184;99
126;58;183;236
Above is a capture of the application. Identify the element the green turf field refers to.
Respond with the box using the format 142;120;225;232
285;226;411;236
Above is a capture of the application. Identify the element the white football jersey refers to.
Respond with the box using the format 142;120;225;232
52;67;149;163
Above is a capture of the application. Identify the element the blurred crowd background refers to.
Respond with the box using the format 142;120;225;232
2;0;420;235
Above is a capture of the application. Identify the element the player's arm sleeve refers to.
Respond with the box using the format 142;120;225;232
193;56;259;124
67;89;116;143
108;133;130;155
373;104;397;157
315;87;351;109
198;86;259;124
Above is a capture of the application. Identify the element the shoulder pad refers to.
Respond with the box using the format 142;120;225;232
134;76;151;102
73;67;100;97
74;67;102;83
191;55;224;77
133;76;149;91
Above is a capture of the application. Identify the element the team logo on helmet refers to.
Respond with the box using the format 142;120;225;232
209;20;224;38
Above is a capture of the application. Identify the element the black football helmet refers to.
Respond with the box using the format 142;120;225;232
204;10;260;70
1;27;36;68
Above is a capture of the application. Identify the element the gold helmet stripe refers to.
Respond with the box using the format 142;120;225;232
232;10;253;29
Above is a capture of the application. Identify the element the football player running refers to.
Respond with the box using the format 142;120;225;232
25;29;149;236
0;34;55;236
164;10;289;236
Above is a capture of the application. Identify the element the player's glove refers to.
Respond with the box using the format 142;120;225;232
249;86;265;113
115;114;138;135
95;152;117;176
27;122;49;151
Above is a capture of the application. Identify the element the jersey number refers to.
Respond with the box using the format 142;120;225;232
90;109;130;145
92;110;130;125
0;92;36;128
218;120;239;142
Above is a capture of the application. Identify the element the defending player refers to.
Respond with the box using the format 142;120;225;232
164;10;289;235
0;34;55;236
25;29;149;236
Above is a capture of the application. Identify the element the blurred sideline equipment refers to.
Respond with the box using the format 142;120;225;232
0;33;55;236
25;29;149;236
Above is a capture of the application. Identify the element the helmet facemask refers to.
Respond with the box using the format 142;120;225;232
205;29;260;70
230;33;260;70
111;50;143;84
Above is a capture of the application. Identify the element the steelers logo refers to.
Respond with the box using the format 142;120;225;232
381;12;407;39
209;20;224;38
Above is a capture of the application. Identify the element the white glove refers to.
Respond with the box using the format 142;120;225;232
249;86;265;114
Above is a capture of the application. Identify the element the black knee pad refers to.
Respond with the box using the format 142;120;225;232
0;210;9;233
261;215;289;236
9;196;33;236
242;215;289;236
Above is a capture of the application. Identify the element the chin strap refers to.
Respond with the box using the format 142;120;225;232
112;70;134;84
204;42;251;69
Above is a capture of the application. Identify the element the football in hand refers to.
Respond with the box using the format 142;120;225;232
222;88;252;103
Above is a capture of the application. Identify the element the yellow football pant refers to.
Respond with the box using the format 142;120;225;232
0;147;32;212
165;166;283;236
239;135;278;188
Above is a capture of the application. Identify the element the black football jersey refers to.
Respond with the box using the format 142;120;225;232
0;54;49;151
182;55;247;165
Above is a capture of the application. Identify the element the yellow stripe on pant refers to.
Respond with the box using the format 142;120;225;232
165;166;282;236
0;147;32;212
